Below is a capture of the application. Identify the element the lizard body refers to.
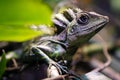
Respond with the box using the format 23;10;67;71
22;8;109;78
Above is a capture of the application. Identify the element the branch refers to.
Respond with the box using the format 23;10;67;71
89;58;120;80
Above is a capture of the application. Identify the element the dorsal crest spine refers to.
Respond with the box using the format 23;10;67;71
52;8;83;34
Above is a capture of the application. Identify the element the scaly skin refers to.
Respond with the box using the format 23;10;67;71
22;8;109;78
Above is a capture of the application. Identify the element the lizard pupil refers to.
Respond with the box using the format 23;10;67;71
77;14;89;25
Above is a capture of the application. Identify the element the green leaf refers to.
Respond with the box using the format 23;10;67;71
0;52;7;79
111;0;120;11
0;25;44;42
0;0;53;42
0;0;52;25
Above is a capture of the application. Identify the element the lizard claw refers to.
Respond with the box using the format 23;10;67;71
47;61;68;78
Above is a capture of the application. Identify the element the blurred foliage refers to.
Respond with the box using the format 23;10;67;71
0;0;52;25
110;0;120;12
0;0;52;42
0;25;44;42
0;52;7;79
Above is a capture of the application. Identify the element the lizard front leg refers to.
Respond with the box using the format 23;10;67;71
31;46;68;78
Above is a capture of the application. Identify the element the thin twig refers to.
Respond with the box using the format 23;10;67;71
91;34;111;72
6;58;20;71
12;58;18;68
90;58;120;80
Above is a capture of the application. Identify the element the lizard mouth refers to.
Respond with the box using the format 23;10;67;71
68;20;108;36
81;21;107;35
71;21;107;36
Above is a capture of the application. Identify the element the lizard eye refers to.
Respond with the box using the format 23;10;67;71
77;14;89;25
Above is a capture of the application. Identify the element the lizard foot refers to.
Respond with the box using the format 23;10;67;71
47;61;68;78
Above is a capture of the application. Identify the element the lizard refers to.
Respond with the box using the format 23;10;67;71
21;8;109;78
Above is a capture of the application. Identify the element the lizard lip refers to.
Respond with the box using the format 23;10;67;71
91;21;107;31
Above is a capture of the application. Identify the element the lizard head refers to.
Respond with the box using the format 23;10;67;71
67;10;109;46
56;8;109;46
58;8;109;46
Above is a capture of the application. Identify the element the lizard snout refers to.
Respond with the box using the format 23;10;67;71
103;16;109;22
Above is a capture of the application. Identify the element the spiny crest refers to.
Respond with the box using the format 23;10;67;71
52;8;82;34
